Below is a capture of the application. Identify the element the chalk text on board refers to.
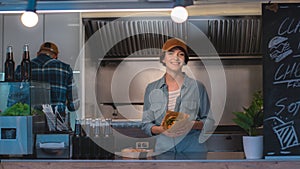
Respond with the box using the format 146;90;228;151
275;97;300;117
278;17;300;35
273;62;300;88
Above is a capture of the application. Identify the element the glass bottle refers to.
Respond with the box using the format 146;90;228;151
84;118;92;137
4;46;15;82
104;118;112;137
74;119;82;137
94;118;100;138
20;44;31;81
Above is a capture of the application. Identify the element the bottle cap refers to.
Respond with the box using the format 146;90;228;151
23;44;29;51
7;46;12;53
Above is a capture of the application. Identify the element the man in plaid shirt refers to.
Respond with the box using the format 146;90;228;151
15;42;80;130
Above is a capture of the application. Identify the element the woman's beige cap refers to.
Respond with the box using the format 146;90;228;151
162;38;187;53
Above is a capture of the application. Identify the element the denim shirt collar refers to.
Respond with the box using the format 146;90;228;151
157;72;191;90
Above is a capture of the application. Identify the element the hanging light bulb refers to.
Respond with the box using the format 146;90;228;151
21;0;38;28
171;6;188;23
21;11;38;27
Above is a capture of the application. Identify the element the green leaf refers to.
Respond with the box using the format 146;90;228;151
233;118;250;133
232;112;253;132
232;90;263;136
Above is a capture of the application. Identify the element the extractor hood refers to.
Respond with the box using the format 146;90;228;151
83;16;262;58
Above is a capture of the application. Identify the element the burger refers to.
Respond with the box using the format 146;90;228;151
268;36;293;62
162;110;189;130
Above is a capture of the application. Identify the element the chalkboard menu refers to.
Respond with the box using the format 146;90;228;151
263;3;300;157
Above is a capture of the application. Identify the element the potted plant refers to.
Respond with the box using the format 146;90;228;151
232;91;263;159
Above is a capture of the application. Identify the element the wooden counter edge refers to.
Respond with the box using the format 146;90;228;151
2;160;300;169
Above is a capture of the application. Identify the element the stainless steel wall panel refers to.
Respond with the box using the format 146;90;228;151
44;13;80;68
95;60;262;125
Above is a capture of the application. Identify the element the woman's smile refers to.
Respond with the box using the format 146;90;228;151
163;49;185;70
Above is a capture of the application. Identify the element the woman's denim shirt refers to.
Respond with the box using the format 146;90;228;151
141;74;214;152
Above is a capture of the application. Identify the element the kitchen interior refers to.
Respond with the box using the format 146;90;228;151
0;0;299;167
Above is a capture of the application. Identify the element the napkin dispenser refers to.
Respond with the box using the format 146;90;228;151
36;134;71;159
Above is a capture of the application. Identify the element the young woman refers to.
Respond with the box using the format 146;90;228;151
142;38;214;153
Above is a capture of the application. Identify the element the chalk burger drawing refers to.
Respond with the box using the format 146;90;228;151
268;36;293;62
